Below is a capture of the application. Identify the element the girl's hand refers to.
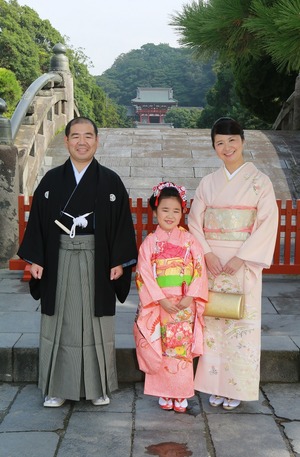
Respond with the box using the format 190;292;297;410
205;252;223;277
159;298;179;314
222;256;244;275
177;295;193;310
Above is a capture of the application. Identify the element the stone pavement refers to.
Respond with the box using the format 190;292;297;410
0;269;300;456
0;381;299;457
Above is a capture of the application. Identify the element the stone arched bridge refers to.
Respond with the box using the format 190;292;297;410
43;126;299;203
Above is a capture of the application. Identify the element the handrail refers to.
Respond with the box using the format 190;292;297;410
11;72;63;141
273;92;294;130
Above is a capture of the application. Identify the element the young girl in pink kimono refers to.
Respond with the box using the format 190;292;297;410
134;182;208;413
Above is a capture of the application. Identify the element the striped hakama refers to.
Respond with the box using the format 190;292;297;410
38;234;118;401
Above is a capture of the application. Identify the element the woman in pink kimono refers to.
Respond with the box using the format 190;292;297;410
134;182;208;413
189;117;278;410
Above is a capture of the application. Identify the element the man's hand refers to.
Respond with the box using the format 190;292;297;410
110;265;123;280
30;263;44;279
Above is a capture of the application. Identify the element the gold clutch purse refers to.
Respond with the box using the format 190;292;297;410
204;291;245;319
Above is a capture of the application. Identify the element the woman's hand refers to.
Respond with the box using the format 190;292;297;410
222;256;244;275
205;252;223;277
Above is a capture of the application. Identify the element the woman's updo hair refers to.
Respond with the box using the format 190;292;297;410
211;117;244;147
149;182;187;211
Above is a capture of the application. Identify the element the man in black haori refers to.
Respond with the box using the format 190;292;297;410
18;117;137;407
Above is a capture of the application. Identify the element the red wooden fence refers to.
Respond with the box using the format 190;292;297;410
269;199;300;274
9;196;300;280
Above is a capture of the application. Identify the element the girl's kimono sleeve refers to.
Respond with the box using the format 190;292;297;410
136;233;166;307
184;234;208;310
185;233;208;357
134;234;163;374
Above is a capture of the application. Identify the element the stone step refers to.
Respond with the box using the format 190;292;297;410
0;339;299;385
0;272;299;385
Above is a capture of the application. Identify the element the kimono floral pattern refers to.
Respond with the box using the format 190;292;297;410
134;225;208;399
204;207;257;241
189;162;278;401
161;309;194;360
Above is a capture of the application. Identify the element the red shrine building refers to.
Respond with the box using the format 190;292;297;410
131;87;178;126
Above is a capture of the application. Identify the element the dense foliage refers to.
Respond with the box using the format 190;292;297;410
171;0;298;123
0;0;127;126
164;107;202;128
95;43;216;107
2;0;296;129
0;68;22;117
197;62;271;129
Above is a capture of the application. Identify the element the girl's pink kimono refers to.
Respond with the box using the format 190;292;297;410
134;225;208;399
189;163;278;401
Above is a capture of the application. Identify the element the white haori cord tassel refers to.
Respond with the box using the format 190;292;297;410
62;211;93;238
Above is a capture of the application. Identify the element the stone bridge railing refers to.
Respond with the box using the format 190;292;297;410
273;72;300;130
0;43;77;268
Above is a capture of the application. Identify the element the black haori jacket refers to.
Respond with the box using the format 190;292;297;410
18;158;137;316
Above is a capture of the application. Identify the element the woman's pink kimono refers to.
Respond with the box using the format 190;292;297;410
189;162;278;401
134;225;208;399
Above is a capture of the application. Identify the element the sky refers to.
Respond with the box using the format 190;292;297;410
17;0;188;75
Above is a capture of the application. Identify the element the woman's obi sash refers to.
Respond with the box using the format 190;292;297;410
204;206;257;241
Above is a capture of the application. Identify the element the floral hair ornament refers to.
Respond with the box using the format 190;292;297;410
152;181;187;209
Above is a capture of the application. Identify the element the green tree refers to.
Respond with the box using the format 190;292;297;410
233;55;296;122
67;44;125;127
96;43;216;107
245;0;300;72
0;0;63;89
164;107;202;128
0;67;22;117
0;0;127;127
171;0;297;123
197;62;270;129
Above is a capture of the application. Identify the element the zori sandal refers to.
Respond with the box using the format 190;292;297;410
174;398;188;413
223;398;241;410
158;397;173;410
43;396;65;408
209;395;225;407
